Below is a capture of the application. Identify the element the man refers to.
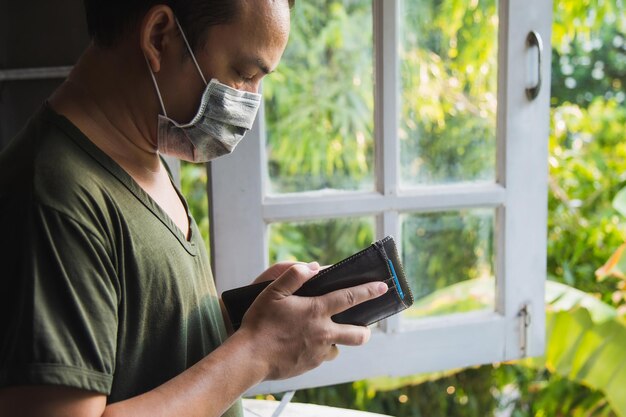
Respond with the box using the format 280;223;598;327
0;1;388;416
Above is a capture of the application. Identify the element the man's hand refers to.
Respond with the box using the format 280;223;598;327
251;261;299;284
237;262;388;381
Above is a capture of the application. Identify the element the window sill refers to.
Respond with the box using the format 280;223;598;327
242;399;392;417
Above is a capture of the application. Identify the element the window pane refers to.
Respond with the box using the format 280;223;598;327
399;0;498;186
264;1;374;194
269;217;375;266
401;209;495;318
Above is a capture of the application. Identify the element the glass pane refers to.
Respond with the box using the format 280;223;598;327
264;0;374;194
269;217;375;266
399;0;498;186
401;209;495;318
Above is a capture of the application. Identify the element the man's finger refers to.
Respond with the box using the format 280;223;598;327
252;261;300;284
321;281;388;316
266;262;320;298
330;324;372;346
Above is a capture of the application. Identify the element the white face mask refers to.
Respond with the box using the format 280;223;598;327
146;19;262;163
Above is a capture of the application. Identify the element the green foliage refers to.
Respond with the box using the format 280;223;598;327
547;98;626;299
542;306;626;415
551;0;626;108
400;0;497;185
264;0;374;193
407;277;493;318
401;210;494;308
521;281;626;417
269;217;374;265
290;366;497;417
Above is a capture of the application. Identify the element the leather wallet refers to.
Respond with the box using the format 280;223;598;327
221;236;414;330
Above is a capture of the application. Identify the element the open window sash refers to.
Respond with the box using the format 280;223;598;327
209;0;552;394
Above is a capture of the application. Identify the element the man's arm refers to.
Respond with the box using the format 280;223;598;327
0;329;263;417
0;329;262;417
0;263;388;417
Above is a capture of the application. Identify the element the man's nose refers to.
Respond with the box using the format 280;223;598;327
243;81;262;94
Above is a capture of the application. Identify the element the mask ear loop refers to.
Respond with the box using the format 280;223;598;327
175;18;208;86
144;55;169;118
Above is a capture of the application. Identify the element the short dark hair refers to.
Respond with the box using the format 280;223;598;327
84;0;294;51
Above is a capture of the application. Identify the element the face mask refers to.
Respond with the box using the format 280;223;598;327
146;19;262;162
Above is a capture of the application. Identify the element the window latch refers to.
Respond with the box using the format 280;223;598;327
518;304;532;357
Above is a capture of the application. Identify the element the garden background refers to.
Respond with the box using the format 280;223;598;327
181;0;626;415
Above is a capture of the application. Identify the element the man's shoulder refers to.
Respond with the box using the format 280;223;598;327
0;105;120;223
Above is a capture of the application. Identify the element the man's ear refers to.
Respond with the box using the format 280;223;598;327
140;5;178;74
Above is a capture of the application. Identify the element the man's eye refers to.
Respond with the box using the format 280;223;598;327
237;71;255;82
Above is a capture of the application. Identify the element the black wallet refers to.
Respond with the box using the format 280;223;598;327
221;236;414;330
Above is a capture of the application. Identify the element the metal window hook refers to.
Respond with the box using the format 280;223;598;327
525;31;543;101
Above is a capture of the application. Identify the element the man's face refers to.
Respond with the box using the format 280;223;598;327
199;0;291;93
160;0;291;123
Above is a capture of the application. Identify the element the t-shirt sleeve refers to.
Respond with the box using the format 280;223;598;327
0;202;119;395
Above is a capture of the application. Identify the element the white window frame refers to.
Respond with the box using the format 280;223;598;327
209;0;552;394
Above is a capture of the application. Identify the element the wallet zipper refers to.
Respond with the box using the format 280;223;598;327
374;240;405;300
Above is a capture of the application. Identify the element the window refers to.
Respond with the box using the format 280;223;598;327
209;0;551;394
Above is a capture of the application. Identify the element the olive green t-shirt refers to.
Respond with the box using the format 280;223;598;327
0;104;243;416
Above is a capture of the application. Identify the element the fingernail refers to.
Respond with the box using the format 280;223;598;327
377;282;388;294
307;261;320;271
